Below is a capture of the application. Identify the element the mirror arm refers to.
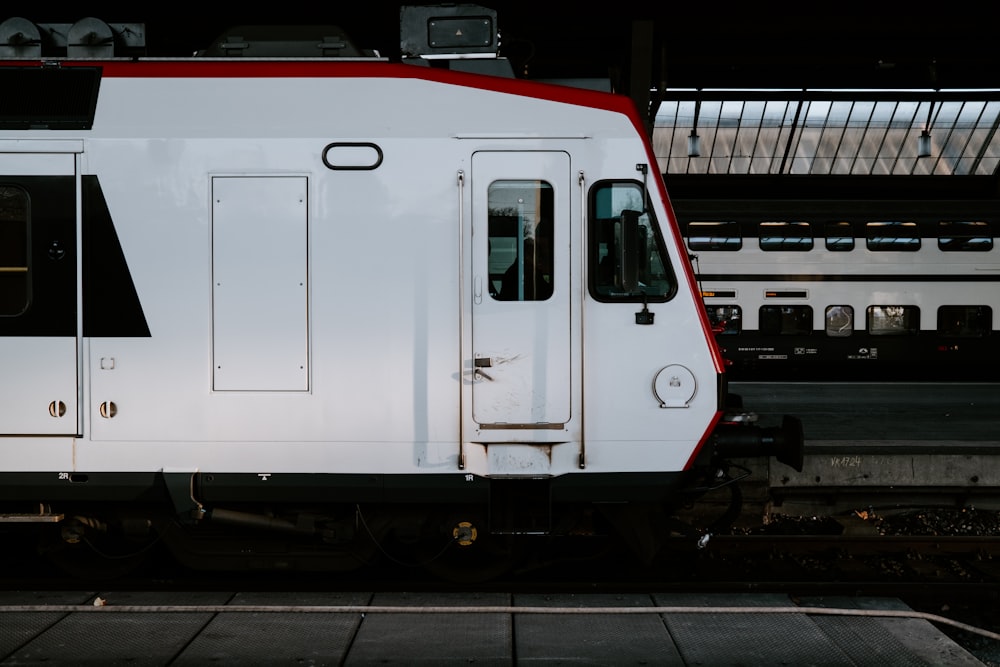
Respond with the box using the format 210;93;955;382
635;163;649;214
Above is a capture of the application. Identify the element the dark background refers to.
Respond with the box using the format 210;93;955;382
10;2;999;89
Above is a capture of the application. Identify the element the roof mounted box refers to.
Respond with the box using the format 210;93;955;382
199;25;368;58
400;4;498;59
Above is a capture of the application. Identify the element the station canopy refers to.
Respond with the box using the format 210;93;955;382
652;90;1000;177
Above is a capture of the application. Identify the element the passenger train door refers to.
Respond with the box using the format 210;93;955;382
467;151;575;435
0;145;81;435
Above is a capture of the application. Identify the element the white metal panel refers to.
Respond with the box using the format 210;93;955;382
0;151;75;175
87;76;627;142
0;337;77;435
212;176;308;391
0;139;83;155
85;136;462;449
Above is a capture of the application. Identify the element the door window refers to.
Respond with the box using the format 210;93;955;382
487;180;554;301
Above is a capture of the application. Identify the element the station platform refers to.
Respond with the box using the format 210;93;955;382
1;589;994;665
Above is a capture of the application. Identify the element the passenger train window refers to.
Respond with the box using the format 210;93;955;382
938;221;993;251
685;221;741;251
759;305;812;335
758;222;813;250
488;181;554;301
866;221;920;251
706;305;741;334
938;306;992;337
0;185;29;316
824;221;855;251
825;305;854;337
588;181;676;302
867;306;919;335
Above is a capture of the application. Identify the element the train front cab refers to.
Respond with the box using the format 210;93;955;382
459;152;802;555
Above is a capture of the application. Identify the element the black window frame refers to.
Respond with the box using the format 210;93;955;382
759;305;813;335
758;221;813;251
685;220;742;251
588;180;677;303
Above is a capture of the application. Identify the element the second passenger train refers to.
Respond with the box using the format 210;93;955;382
677;199;999;381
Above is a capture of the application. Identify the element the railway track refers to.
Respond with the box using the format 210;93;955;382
2;505;997;586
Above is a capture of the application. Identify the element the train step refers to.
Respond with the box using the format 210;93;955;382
0;512;64;523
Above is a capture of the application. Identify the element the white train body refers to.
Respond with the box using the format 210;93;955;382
0;22;800;574
1;62;719;470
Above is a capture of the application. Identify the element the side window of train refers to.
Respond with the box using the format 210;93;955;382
759;305;812;335
758;221;812;250
825;305;854;337
938;221;993;251
0;185;30;317
706;305;741;334
824;221;854;251
685;221;741;251
938;306;992;337
866;221;920;251
867;306;919;335
588;181;676;302
488;180;554;301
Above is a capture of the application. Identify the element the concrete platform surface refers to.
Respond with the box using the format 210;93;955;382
0;589;992;665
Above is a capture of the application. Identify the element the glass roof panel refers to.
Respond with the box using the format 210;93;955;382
651;90;1000;177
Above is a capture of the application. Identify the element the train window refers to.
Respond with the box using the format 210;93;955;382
824;221;855;251
825;305;854;337
686;221;741;251
488;181;554;301
758;221;813;250
867;306;919;335
706;305;741;334
0;185;29;316
938;221;993;251
588;181;676;302
938;306;992;337
759;305;812;335
866;221;920;251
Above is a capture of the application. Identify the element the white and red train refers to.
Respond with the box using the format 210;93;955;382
0;9;800;577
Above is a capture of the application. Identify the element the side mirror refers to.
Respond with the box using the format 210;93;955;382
619;209;641;292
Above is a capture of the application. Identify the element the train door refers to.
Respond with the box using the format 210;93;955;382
468;151;574;433
0;146;80;435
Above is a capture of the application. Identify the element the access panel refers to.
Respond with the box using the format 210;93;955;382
211;176;308;391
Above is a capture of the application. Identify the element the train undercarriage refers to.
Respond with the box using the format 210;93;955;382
2;414;805;583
